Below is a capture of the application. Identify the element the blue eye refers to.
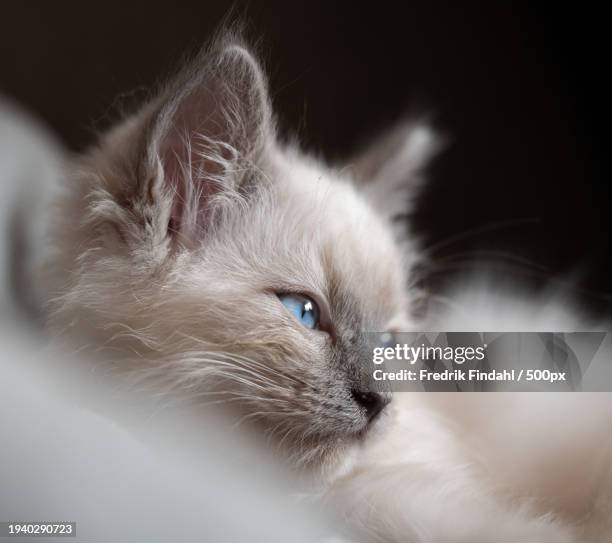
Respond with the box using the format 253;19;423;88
278;294;320;330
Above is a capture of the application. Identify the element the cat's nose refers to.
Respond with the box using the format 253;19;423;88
351;389;391;423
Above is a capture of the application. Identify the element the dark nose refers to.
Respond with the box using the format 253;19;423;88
351;389;391;423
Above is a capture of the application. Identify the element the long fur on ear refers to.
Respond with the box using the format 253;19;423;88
348;120;441;221
136;34;275;245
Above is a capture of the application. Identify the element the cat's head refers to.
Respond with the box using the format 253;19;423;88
47;34;437;474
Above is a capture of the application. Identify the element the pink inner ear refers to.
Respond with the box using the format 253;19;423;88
160;88;230;241
147;44;272;244
163;131;230;242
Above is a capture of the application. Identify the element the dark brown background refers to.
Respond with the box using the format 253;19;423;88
2;2;609;313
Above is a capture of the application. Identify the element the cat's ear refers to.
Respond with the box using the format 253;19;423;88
348;121;441;220
135;40;274;245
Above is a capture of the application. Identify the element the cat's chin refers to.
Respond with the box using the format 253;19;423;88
294;408;393;480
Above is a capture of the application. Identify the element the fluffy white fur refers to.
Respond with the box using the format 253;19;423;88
330;292;612;542
21;33;612;542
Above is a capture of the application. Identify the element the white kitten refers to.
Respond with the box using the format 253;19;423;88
22;32;612;542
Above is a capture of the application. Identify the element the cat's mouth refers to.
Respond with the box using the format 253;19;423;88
361;411;389;438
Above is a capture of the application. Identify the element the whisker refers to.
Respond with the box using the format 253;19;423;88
422;218;540;257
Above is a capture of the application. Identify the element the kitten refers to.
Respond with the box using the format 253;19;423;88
43;33;432;472
40;33;611;542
